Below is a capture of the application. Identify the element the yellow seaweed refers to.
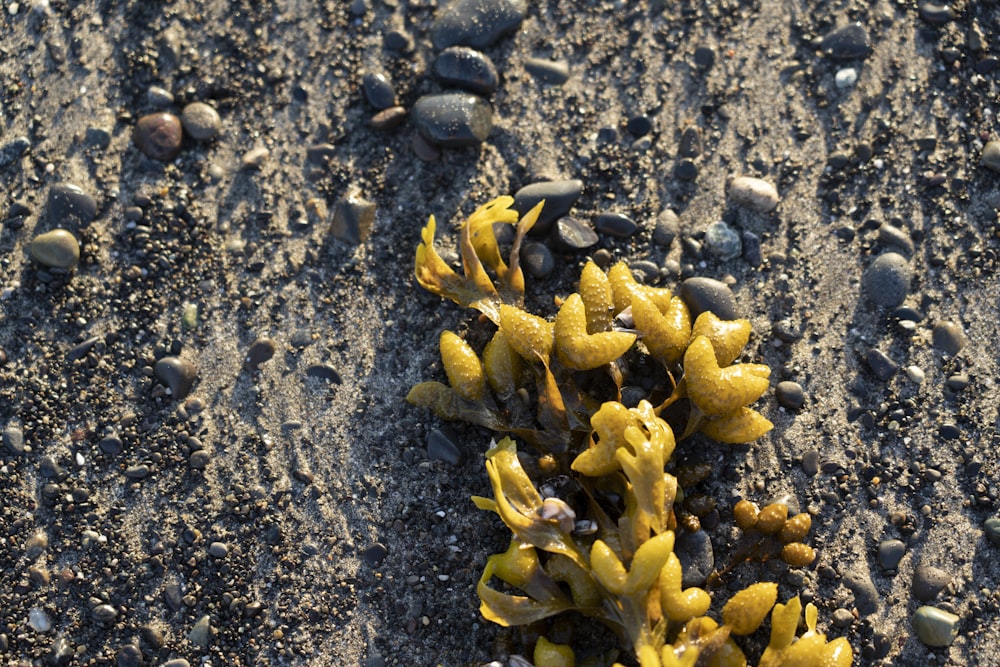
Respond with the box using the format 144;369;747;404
555;293;637;370
684;336;770;417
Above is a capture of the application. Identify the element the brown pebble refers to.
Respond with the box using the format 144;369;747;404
245;337;276;371
370;106;407;131
133;113;183;161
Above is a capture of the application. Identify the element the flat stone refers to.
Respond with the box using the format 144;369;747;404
524;58;570;85
30;229;80;269
877;222;914;256
728;176;779;213
430;0;527;49
912;606;959;647
594;212;638;237
412;93;493;148
843;570;879;615
552;216;598;251
362;542;389;568
433;47;499;96
775;381;805;410
330;195;376;245
180;102;221;141
512;180;584;235
245;337;276;371
652;209;679;247
679;277;739;320
188;615;211;648
369;106;407;131
919;2;955;25
133;113;183;161
865;349;898;381
877;539;906;570
862;252;911;307
521;242;554;278
931;321;965;355
93;604;118;623
427;427;463;465
154;356;197;399
675;530;713;588
49;183;97;226
912;564;950;602
704;221;741;260
821;23;871;60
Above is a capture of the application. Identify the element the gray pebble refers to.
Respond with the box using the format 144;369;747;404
30;229;80;269
985;518;1000;546
981;141;1000;173
362;542;389;567
524;58;571;85
831;608;855;628
946;373;970;391
912;606;959;647
877;222;914;256
594;212;638;237
679;277;739;320
180;102;221;141
0;136;30;167
865;349;898;381
67;336;100;362
245;337;277;371
521;242;554;278
3;426;25;455
801;449;820;476
26;533;48;559
704;221;742;260
39;455;62;478
693;46;715;69
208;542;228;558
512;180;583;235
330;194;376;245
361;72;397;110
146;86;174;107
99;436;123;455
306;364;342;384
188;615;211;648
652;209;679;247
728;176;779;213
427;427;463;465
741;230;762;266
412;93;493;148
919;2;955;24
433;47;499;96
240;146;270;169
370;106;408;131
154;356;197;399
912;564;950;602
931;321;965;355
674;530;714;588
117;644;143;667
843;570;879;615
679;126;703;157
775;381;805;410
162;661;190;667
674;159;698;182
188;450;211;469
431;0;527;49
49;182;97;226
877;539;905;570
861;252;911;307
630;261;660;284
552;216;598;251
93;604;118;623
124;465;150;479
821;23;871;60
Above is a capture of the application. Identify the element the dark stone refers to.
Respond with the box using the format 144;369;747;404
626;115;653;137
306;364;342;384
775;381;805;410
512;180;584;235
370;106;407;131
741;230;762;267
49;183;98;227
679;126;703;157
427;427;463;465
865;349;898;381
553;216;598;251
653;209;679;247
821;23;871;60
67;336;100;362
594;212;639;237
245;338;277;371
521;242;554;278
133;113;183;161
675;530;714;587
912;564;951;602
878;539;906;570
938;423;960;440
679;277;739;320
361;72;397;110
362;542;389;568
877;223;914;256
524;58;570;85
931;321;965;355
412;93;493;147
117;644;143;667
861;252;911;307
674;159;698;181
153;356;197;399
693;46;716;69
99;436;123;455
330;195;376;245
433;47;499;96
431;0;527;49
919;2;954;25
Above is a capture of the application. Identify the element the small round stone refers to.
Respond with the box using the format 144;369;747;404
49;182;97;226
985;518;1000;546
834;67;858;88
433;46;499;96
594;212;638;237
93;604;118;623
411;93;493;148
679;277;739;320
865;349;898;381
188;450;211;469
728;176;779;213
877;539;905;570
306;364;342;384
117;644;143;667
693;46;716;69
981;141;1000;173
931;321;965;355
653;209;679;247
552;216;598;251
801;450;820;476
30;229;80;269
133;113;183;161
361;72;397;110
369;106;407;131
4;426;25;455
362;542;389;568
919;2;955;24
912;564;951;602
821;23;871;60
245;337;276;371
831;608;855;628
208;542;229;558
861;252;911;307
774;381;805;410
154;356;197;399
180;102;221;141
524;58;571;85
912;606;959;647
704;221;742;260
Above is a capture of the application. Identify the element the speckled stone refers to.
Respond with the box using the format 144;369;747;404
430;0;527;50
180;102;222;141
412;93;493;148
728;176;779;213
912;606;959;647
861;252;911;307
433;47;499;96
30;229;80;269
133;113;183;161
679;277;739;320
704;221;742;260
912;564;950;602
154;356;197;400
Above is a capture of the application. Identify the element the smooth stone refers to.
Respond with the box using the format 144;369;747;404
912;564;950;602
306;364;342;384
912;606;959;647
981;141;1000;173
93;604;118;623
843;570;879;615
675;530;713;588
630;260;659;284
362;542;389;568
99;436;123;455
30;229;80;269
877;222;914;256
679;126;703;157
524;58;570;85
412;133;441;162
154;356;197;399
865;349;898;381
412;93;493;148
821;23;871;60
208;542;228;558
430;0;527;49
124;464;150;479
703;221;741;260
679;277;739;320
741;230;762;266
49;183;97;226
652;209;679;247
133;113;183;161
161;661;190;667
3;426;26;455
521;242;554;278
433;46;499;96
241;147;270;169
512;180;584;235
946;373;969;391
919;2;954;24
245;338;276;370
330;195;376;244
188;615;211;648
67;336;100;361
180;102;221;141
985;518;1000;546
626;115;652;137
801;449;820;476
0;136;30;167
674;159;698;182
361;72;397;110
188;450;211;469
861;252;911;307
370;106;407;131
427;427;463;465
832;608;855;628
775;381;805;410
693;46;715;69
29;607;52;632
932;321;965;355
147;85;174;107
553;216;598;251
877;539;906;569
594;212;638;237
117;644;143;667
834;67;858;88
728;176;779;212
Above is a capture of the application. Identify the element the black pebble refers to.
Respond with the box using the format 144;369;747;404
362;72;397;110
626;115;652;137
49;183;98;227
433;46;499;96
521;242;555;278
552;216;598;251
679;277;739;320
594;212;638;237
775;381;805;410
821;23;871;60
306;364;342;384
693;46;716;69
427;427;463;466
865;349;898;381
362;542;389;568
512;180;583;235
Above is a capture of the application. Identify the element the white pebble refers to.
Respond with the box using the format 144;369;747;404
28;607;52;632
906;365;925;383
728;176;779;213
835;67;858;88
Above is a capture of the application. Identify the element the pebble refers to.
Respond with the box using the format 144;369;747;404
905;365;925;384
832;608;855;628
912;606;959;647
99;436;122;455
361;72;397;110
524;58;571;85
626;115;652;137
912;564;950;602
552;216;598;251
362;542;389;567
981;141;1000;173
330;194;376;245
188;450;211;469
861;252;911;307
693;46;716;69
843;570;879;615
161;661;190;667
741;231;762;266
821;23;871;60
679;277;739;320
124;464;150;479
918;2;954;25
433;46;499;96
30;229;80;269
241;146;270;169
93;604;118;623
594;211;638;237
188;615;211;648
512;180;583;235
370;106;407;131
29;607;52;632
208;541;229;558
931;321;965;355
4;425;26;455
430;0;527;49
427;427;463;465
728;176;779;213
146;85;174;107
774;381;805;410
133;113;183;161
653;209;679;247
521;242;554;278
985;518;1000;546
679;127;702;157
412;93;493;148
834;67;858;88
877;222;914;256
306;364;342;384
946;373;969;391
0;136;30;167
674;159;698;182
49;182;97;226
245;337;277;370
703;221;742;260
412;133;441;162
877;539;906;570
865;349;898;381
117;644;143;667
801;450;820;476
154;356;197;399
674;530;714;588
938;423;960;440
180;102;222;141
